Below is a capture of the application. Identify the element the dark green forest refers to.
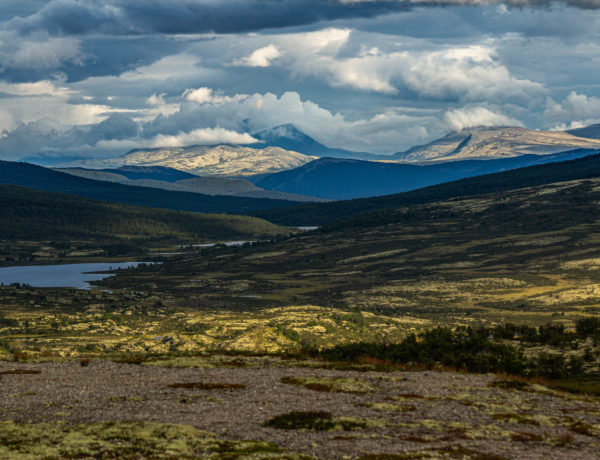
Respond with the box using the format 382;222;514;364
0;183;286;242
0;161;297;214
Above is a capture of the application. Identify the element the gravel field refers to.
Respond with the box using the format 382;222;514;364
1;359;599;459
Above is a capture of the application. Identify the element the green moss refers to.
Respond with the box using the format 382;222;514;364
264;411;381;431
489;379;531;391
281;376;374;393
0;420;310;459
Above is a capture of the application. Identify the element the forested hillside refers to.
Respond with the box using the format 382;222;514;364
0;161;297;215
0;183;287;251
250;152;600;226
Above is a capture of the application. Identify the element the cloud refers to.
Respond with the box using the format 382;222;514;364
0;89;442;158
0;2;597;161
7;0;406;36
119;53;218;81
544;92;600;130
276;30;544;101
6;0;600;43
182;87;248;104
146;90;441;153
0;31;82;73
400;46;545;102
146;93;166;105
0;108;15;134
344;0;600;7
10;37;81;69
233;44;281;67
0;79;72;97
444;106;524;131
96;127;257;150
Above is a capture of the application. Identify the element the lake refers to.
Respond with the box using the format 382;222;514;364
189;240;261;248
0;262;151;289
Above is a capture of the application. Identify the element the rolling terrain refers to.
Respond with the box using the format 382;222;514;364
0;183;288;263
393;126;600;162
99;170;600;325
58;166;324;202
68;144;315;176
250;152;600;225
254;148;597;199
3;136;600;460
0;161;304;216
4;150;600;371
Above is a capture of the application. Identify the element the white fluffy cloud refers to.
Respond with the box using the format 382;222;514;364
182;87;248;104
267;29;545;101
233;44;281;67
545;91;600;129
400;46;544;102
444;106;524;131
96;127;257;150
161;90;440;153
1;2;599;160
0;79;72;97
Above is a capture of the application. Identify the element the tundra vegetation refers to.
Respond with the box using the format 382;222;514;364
1;172;600;458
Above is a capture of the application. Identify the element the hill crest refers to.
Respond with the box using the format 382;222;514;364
393;126;600;162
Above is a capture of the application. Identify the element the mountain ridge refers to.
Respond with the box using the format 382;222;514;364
57;166;325;202
252;124;375;160
249;151;600;226
254;148;599;200
65;144;316;176
393;126;600;162
0;161;305;215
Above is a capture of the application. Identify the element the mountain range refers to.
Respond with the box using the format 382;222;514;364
253;148;599;199
250;151;600;226
55;124;600;177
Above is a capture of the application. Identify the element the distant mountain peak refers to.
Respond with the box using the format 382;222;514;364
253;125;375;160
253;124;316;143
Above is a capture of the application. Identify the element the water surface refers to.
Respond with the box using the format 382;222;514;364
0;262;150;289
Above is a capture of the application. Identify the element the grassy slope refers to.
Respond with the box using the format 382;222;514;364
3;172;600;362
0;161;296;214
0;183;287;242
99;173;600;329
250;152;600;226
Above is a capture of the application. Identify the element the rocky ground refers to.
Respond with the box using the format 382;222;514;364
1;357;599;459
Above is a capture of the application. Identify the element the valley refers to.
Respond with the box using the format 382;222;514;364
3;3;600;457
3;129;600;460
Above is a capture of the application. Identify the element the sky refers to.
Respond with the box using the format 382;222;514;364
0;0;599;160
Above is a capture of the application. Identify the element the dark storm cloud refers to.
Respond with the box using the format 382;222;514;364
9;0;406;36
9;0;599;39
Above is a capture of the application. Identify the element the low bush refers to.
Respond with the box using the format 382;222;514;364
302;325;596;380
